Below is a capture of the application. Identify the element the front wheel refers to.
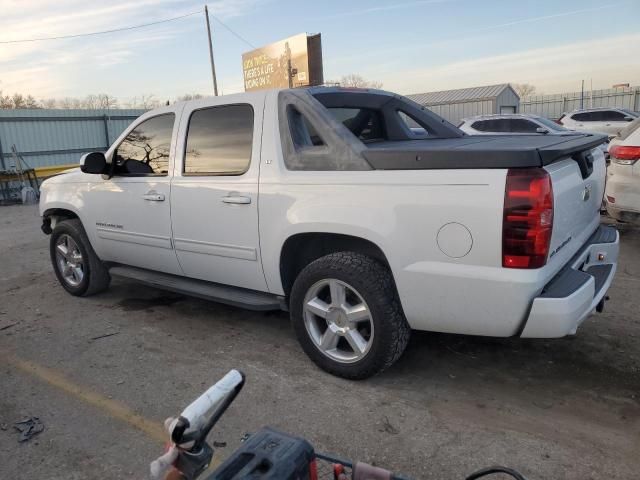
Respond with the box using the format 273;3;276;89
50;218;111;296
290;252;410;379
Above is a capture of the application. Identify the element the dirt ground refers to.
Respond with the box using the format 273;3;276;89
0;204;638;480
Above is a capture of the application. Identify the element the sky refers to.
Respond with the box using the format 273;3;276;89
1;0;639;103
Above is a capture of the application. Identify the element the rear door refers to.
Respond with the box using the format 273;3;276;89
170;97;268;292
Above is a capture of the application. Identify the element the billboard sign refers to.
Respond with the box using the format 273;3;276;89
242;33;323;91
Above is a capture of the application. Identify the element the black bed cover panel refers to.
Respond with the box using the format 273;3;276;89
362;133;607;170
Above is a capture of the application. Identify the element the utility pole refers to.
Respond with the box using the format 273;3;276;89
204;5;219;96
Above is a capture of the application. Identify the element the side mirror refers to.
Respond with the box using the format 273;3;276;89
80;152;108;174
624;116;634;122
535;127;549;134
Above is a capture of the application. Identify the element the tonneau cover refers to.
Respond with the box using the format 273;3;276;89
363;133;607;170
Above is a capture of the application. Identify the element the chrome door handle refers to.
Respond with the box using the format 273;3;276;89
142;191;165;201
222;195;251;205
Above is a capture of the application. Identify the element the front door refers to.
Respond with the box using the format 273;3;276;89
170;96;268;291
87;110;182;275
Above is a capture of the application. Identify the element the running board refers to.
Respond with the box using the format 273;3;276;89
109;265;285;311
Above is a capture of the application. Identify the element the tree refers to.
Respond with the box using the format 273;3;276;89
96;93;118;109
0;91;40;109
512;83;536;98
329;74;383;89
126;94;161;109
0;91;13;109
41;98;58;109
176;93;206;102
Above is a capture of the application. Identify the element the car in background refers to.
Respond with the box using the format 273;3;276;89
605;117;640;224
558;108;638;137
459;114;576;136
459;113;609;157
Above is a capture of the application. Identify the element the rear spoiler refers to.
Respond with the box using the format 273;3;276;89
363;134;607;175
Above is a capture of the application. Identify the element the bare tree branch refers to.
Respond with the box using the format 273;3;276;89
512;83;537;98
327;74;383;89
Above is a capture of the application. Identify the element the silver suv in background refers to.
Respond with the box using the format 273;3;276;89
459;114;575;136
459;113;609;157
558;108;638;137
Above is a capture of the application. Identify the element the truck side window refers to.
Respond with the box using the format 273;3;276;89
288;106;326;148
398;111;428;137
113;114;175;176
184;104;254;175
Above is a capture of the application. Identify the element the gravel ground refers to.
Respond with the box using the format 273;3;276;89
0;204;638;480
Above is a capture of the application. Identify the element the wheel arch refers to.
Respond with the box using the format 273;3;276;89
41;207;81;234
279;232;392;297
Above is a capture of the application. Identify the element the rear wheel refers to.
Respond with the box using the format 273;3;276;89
290;252;410;379
50;219;110;296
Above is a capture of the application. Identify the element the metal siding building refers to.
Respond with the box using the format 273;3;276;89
520;86;640;120
0;109;146;170
406;84;520;125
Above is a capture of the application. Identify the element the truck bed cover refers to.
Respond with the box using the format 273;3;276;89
362;133;606;170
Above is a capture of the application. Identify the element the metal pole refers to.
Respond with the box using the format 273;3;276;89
0;133;5;170
102;114;110;148
580;80;584;109
204;5;219;96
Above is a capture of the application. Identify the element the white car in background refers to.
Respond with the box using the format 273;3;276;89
459;114;577;136
606;118;640;223
558;108;638;137
459;114;609;157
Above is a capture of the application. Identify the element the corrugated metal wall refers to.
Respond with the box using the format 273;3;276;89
0;109;146;170
520;86;640;120
426;100;495;125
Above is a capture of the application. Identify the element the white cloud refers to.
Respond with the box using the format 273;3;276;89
0;0;262;98
380;33;640;94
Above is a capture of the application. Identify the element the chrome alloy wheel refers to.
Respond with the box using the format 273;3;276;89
55;234;85;287
303;279;374;363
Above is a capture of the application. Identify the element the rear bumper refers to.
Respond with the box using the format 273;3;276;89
520;225;619;338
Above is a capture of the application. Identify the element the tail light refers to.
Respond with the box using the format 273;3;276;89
309;458;318;480
555;114;565;125
610;145;640;165
503;168;554;269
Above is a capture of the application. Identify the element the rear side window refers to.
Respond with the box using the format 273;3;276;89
571;112;592;122
184;105;254;175
471;119;511;132
600;110;627;121
114;114;174;176
509;119;539;133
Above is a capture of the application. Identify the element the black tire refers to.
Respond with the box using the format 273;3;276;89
290;252;410;380
50;218;111;296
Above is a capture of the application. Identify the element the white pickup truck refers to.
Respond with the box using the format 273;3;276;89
39;87;619;379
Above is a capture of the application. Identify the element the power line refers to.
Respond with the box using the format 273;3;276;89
0;10;201;44
208;13;256;49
